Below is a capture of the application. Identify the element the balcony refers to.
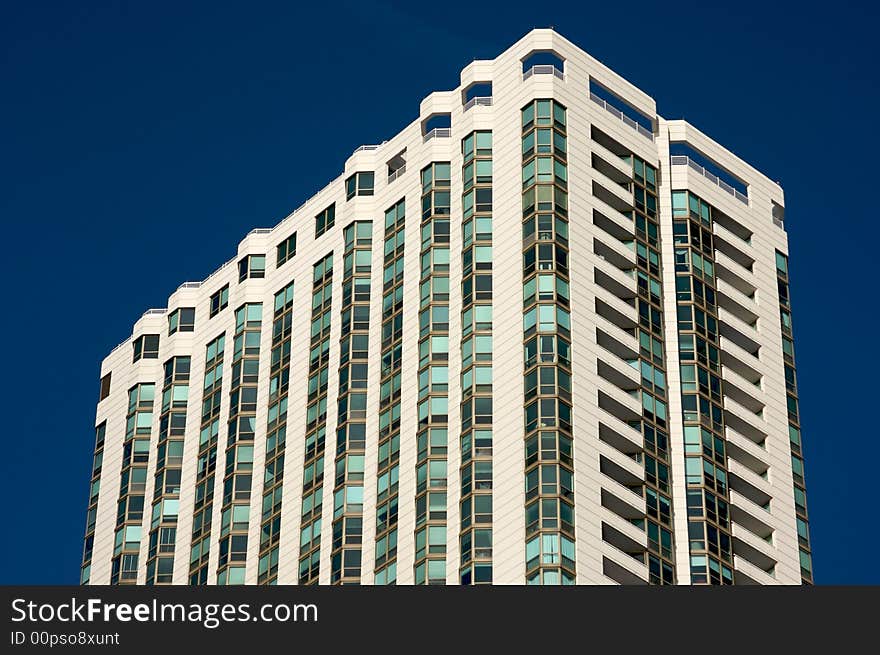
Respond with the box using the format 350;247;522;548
717;291;759;329
592;151;633;190
726;428;770;478
598;387;642;424
728;459;773;508
423;128;451;143
670;155;748;204
724;396;768;444
592;179;634;216
602;519;647;562
591;189;636;238
718;307;761;356
734;554;776;585
596;273;637;317
728;455;771;487
590;92;654;141
729;489;774;540
601;476;645;521
723;366;765;414
714;251;757;297
714;229;755;272
523;65;565;81
595;297;638;332
463;96;493;111
598;410;643;457
600;452;643;489
716;278;758;321
591;139;634;180
714;219;753;252
386;150;407;183
387;164;406;183
138;308;167;322
721;342;762;384
602;550;648;585
595;236;636;274
604;506;647;548
597;262;638;307
597;325;640;362
592;166;633;213
593;208;634;244
772;202;785;231
597;355;641;394
732;523;777;573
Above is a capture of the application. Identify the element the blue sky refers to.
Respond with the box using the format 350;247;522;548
1;0;877;584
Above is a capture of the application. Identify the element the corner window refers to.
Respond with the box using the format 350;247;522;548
132;334;160;362
521;99;566;131
235;303;263;330
345;172;375;200
238;254;266;282
277;232;297;266
168;307;195;334
775;250;788;276
95;421;106;448
210;285;229;318
316;203;336;237
99;373;112;401
521;50;565;77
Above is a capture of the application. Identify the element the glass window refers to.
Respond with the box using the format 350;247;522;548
316;203;336;237
99;373;112;401
799;549;812;574
345;172;375;200
238;254;266;282
210;285;229;317
168;307;195;335
277;232;297;266
789;424;801;446
775;250;788;275
133;334;160;363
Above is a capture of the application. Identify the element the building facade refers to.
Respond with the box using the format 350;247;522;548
81;29;813;585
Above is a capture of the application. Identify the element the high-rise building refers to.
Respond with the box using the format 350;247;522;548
81;29;812;586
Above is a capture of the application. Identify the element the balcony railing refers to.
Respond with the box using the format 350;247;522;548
423;128;451;142
141;308;167;317
108;339;129;355
523;65;564;81
247;228;273;235
352;144;381;153
589;92;654;142
108;255;239;356
463;96;493;111
387;164;406;183
671;155;749;205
